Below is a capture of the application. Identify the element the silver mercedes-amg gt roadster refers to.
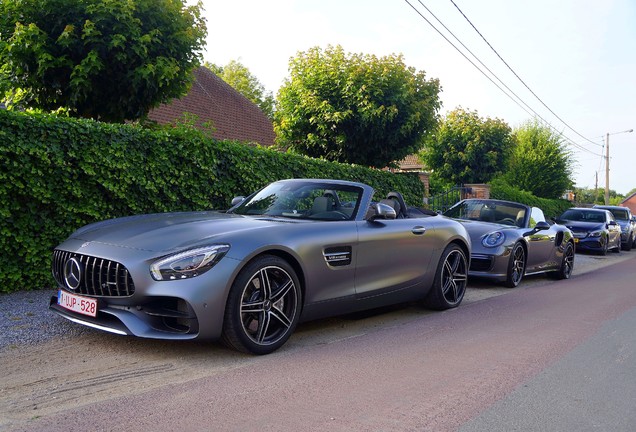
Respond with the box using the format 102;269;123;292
50;179;470;354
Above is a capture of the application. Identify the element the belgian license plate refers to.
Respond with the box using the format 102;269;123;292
58;290;98;317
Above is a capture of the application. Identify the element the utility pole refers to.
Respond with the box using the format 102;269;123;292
605;133;610;205
605;129;634;205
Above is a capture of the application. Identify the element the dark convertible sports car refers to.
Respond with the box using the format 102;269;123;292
50;179;471;354
444;199;575;287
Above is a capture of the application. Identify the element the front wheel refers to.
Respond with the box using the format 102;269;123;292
550;242;574;280
623;234;633;251
222;255;302;355
424;243;468;310
504;243;526;288
598;237;608;256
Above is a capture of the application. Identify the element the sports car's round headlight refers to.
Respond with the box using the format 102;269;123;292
482;231;505;248
150;245;230;281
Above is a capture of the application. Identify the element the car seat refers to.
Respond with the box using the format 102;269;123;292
386;192;408;218
310;196;332;215
480;207;496;222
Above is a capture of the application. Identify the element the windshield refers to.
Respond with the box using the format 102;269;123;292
608;208;629;221
445;200;526;227
559;209;606;223
230;181;363;221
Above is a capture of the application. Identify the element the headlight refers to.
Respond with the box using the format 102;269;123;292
588;230;602;238
150;245;230;281
482;231;505;248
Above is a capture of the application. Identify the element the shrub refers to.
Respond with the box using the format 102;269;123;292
490;177;572;219
0;110;424;292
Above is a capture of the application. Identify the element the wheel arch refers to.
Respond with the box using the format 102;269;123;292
243;249;306;307
450;238;470;262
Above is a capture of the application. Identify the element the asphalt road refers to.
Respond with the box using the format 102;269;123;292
2;252;635;431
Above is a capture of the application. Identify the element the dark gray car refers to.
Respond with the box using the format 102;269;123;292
445;199;575;288
593;205;635;250
50;179;471;354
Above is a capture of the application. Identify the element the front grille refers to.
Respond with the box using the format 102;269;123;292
52;250;135;297
470;254;494;272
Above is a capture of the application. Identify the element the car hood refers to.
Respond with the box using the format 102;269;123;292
67;211;285;253
557;220;605;232
454;219;519;241
615;220;630;229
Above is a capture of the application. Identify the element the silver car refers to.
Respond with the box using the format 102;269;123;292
50;179;471;354
444;199;575;288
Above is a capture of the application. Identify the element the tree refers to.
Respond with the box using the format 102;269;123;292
205;60;275;119
575;187;625;205
0;0;207;122
505;120;574;199
420;108;514;185
274;45;441;167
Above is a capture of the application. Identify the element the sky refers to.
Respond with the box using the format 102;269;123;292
198;0;636;195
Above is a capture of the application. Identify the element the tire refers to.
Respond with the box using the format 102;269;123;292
222;255;302;355
598;237;608;256
424;243;468;310
632;233;636;249
504;242;526;288
623;240;632;251
550;242;574;280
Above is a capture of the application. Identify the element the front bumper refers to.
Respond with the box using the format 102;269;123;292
50;292;200;339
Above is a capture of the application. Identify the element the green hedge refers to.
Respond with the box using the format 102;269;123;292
490;177;572;219
0;110;424;293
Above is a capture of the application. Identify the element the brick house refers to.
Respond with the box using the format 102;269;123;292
620;192;636;215
148;67;275;146
149;67;430;194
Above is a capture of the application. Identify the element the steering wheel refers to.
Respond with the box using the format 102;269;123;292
499;218;516;225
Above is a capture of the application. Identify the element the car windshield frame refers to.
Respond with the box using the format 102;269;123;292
445;200;528;227
229;180;364;221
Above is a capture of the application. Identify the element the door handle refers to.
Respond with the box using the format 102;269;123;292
411;226;426;235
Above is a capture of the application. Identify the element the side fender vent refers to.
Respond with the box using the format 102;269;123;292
323;246;352;267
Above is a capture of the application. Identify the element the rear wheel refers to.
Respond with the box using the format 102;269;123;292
623;235;632;251
550;242;574;280
424;244;468;310
222;255;302;355
504;243;526;288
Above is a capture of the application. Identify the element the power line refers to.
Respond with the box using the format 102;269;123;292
402;0;533;118
403;0;600;156
447;0;600;148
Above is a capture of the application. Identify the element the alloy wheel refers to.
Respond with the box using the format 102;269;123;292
239;265;298;347
441;249;468;305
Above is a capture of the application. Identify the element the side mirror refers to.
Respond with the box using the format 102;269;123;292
368;202;397;221
231;196;245;206
535;221;550;231
523;220;550;236
608;220;617;226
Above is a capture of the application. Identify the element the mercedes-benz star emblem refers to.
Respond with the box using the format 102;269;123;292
64;258;82;290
